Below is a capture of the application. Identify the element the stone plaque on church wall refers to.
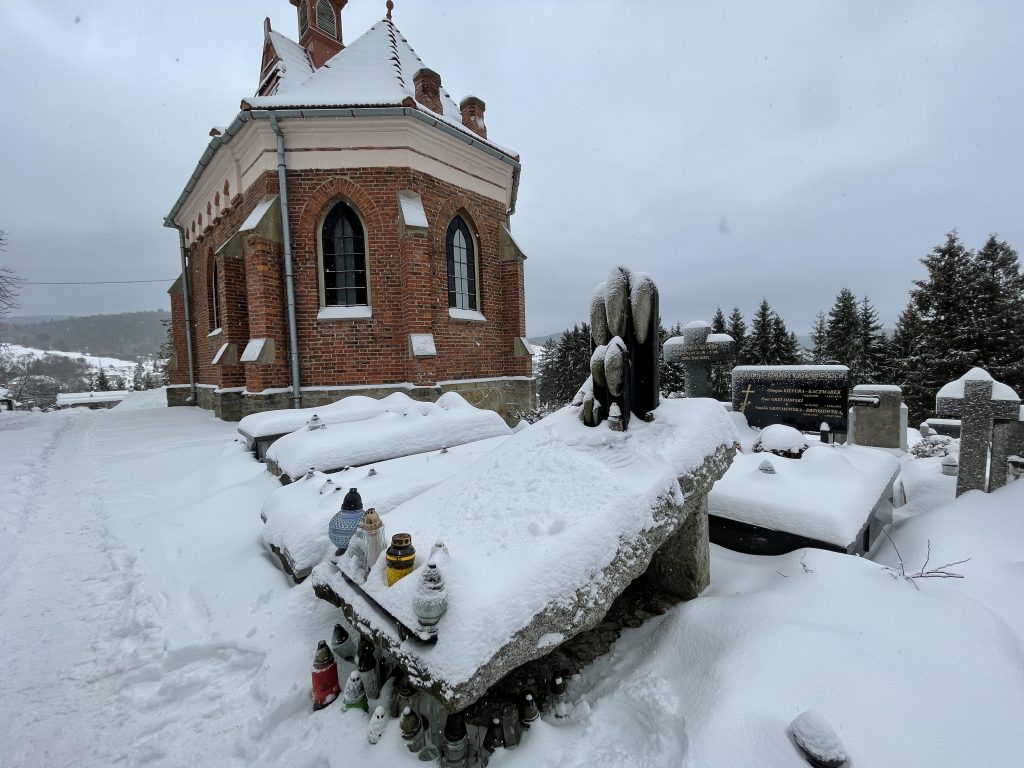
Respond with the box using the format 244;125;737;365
732;365;849;431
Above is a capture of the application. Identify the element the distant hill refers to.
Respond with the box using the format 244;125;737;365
0;310;170;360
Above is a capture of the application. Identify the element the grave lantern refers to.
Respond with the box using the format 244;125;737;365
400;706;426;752
413;561;448;635
549;675;569;719
500;702;522;748
357;635;382;699
443;711;469;768
330;623;356;662
483;717;504;753
367;706;387;744
311;640;341;710
386;533;417;585
328;487;364;555
519;692;540;728
349;508;386;580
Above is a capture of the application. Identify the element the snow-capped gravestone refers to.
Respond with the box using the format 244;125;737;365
732;365;850;433
848;384;906;451
583;265;660;430
935;368;1021;496
663;322;735;398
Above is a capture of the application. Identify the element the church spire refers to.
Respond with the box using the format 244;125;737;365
290;0;348;69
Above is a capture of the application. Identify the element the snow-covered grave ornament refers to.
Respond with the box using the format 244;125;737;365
519;693;540;728
584;265;660;429
343;507;386;581
341;670;368;712
753;424;808;459
311;640;341;710
357;634;383;699
789;710;849;768
758;459;776;474
367;705;387;744
935;367;1021;496
663;321;735;398
412;560;448;637
306;413;324;430
941;454;959;477
819;422;832;445
328;487;364;555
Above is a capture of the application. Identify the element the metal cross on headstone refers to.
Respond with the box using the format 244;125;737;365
935;368;1021;497
663;322;735;399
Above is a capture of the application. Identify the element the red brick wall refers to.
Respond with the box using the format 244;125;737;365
174;164;530;392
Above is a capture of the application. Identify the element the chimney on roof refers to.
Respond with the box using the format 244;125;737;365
413;68;443;115
459;96;487;139
290;0;348;69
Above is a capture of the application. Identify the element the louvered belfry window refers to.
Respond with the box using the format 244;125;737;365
446;216;477;311
315;0;337;37
321;202;367;306
297;0;309;35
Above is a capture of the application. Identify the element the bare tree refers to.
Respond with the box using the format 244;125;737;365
0;229;20;320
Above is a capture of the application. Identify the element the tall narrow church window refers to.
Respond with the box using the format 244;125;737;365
315;0;337;37
297;0;309;35
446;216;477;311
321;201;367;307
211;263;222;330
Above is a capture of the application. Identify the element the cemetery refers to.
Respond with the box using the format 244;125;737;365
232;262;1024;766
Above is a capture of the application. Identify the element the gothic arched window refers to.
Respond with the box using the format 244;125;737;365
446;216;478;311
320;201;367;307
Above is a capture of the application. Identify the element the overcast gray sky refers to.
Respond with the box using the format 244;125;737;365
1;0;1022;336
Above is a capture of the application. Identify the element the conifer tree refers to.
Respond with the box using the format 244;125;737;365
709;307;732;399
727;307;749;365
537;323;592;408
856;296;886;385
95;367;111;392
968;236;1024;392
659;321;687;396
807;311;828;364
824;288;861;376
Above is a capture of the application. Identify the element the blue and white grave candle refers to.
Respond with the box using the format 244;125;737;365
328;487;364;554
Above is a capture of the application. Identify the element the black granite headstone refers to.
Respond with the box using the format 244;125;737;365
732;365;850;432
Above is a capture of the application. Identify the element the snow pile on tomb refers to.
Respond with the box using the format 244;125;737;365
238;391;411;442
754;423;808;453
267;392;511;478
710;444;900;547
936;367;1020;401
316;398;737;689
261;436;508;574
55;390;129;407
114;387;168;410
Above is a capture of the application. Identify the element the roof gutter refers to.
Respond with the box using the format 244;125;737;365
267;113;303;410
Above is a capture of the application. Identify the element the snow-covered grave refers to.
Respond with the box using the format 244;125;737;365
260;435;509;582
709;429;901;555
239;391;411;460
264;392;513;482
55;390;130;409
312;398;735;711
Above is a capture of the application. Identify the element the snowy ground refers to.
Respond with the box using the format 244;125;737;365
1;403;1023;767
1;343;149;378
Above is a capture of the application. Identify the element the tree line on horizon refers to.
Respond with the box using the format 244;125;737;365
538;231;1024;423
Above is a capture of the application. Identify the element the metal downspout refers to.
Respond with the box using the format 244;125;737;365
175;227;198;405
268;113;303;409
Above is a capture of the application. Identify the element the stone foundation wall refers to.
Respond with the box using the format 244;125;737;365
172;377;537;426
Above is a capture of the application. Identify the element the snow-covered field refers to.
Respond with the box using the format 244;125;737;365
1;403;1023;767
1;343;147;378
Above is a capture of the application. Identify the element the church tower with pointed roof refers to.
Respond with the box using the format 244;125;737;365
164;3;534;424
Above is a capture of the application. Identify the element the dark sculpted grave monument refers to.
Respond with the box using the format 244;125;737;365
732;365;850;432
663;322;735;398
584;265;660;430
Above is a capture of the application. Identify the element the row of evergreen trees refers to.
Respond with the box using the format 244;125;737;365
537;232;1024;423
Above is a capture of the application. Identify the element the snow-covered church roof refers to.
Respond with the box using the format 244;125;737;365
257;28;316;96
245;18;512;156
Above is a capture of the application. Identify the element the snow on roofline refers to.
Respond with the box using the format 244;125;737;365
164;107;522;230
56;391;130;406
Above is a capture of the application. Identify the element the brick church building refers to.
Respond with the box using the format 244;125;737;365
164;0;534;422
